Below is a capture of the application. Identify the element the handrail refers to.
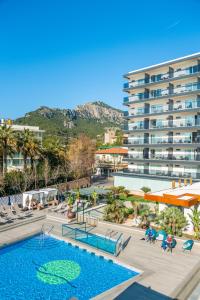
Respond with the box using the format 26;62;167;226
41;224;54;235
115;233;123;256
62;224;119;255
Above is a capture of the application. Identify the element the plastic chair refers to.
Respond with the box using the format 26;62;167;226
182;240;194;252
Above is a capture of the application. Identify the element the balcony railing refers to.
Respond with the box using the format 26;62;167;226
150;118;200;130
122;168;200;179
123;65;200;89
124;82;200;104
129;123;145;130
126;153;200;161
129;100;200;117
124;136;200;145
123;111;129;117
150;154;200;161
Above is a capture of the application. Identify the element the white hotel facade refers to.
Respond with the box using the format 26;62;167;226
114;53;200;192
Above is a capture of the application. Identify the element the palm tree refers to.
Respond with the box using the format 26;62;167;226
104;199;127;224
91;191;98;206
41;137;64;185
17;129;35;171
139;205;152;228
131;200;141;218
157;207;188;236
28;138;41;188
110;186;129;198
189;207;200;239
0;125;16;175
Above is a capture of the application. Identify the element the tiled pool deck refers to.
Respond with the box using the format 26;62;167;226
0;216;200;299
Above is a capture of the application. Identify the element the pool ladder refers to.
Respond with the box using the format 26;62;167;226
41;224;54;235
104;229;118;240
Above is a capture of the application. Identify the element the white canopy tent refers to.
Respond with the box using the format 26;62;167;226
23;188;58;209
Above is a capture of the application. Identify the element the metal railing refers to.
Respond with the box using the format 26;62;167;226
62;223;123;256
121;168;200;179
123;82;200;103
123;65;200;89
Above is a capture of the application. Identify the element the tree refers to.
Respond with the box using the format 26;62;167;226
68;134;95;179
0;125;16;176
40;137;64;186
91;191;98;206
28;138;41;189
131;200;142;218
3;170;26;194
114;129;123;146
17;129;35;171
103;199;127;224
139;204;152;228
157;207;188;236
110;186;129;198
189;207;200;239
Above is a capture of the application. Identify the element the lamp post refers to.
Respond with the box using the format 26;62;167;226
76;196;80;222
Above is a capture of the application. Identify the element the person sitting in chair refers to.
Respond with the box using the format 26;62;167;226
146;226;154;243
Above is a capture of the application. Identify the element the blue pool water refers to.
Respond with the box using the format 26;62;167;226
76;234;116;254
0;235;139;300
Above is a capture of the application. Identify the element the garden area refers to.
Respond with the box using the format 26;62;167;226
102;186;200;240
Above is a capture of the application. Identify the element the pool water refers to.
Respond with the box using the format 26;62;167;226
0;234;139;300
76;233;116;254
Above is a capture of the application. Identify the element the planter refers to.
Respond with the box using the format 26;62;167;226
67;210;76;219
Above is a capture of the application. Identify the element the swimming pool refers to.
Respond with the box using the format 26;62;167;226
0;234;139;300
62;224;122;255
76;232;117;254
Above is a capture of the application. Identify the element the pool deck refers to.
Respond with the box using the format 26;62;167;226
0;216;200;300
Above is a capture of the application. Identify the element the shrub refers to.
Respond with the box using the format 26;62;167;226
103;200;127;224
3;171;26;194
157;207;188;236
141;186;151;193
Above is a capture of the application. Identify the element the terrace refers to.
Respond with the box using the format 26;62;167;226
0;217;200;299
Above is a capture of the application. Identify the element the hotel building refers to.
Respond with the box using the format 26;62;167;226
114;53;200;192
0;120;44;171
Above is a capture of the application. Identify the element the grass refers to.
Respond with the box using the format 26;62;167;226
119;194;148;203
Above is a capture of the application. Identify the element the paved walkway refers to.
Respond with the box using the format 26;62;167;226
1;217;200;299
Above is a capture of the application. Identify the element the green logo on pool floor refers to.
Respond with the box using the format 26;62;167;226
37;260;81;285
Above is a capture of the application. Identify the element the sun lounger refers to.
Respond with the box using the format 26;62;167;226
3;205;23;220
59;206;69;214
0;216;9;225
12;203;32;217
48;203;64;213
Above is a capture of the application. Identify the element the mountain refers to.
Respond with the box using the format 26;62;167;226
15;101;124;139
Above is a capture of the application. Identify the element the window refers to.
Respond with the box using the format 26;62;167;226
151;89;162;98
185;100;193;109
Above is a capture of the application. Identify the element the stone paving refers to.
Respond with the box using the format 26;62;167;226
0;216;200;299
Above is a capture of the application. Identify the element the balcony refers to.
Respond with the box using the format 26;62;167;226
124;135;200;146
123;65;200;89
150;154;200;161
124;82;200;104
123;111;129;117
149;118;200;130
129;123;145;130
128;118;198;131
126;154;144;160
122;168;200;179
125;139;146;145
125;152;200;162
129;100;200;118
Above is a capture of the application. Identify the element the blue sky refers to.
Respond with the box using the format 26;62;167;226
0;0;200;118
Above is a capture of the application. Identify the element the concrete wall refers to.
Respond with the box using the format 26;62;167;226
114;175;171;192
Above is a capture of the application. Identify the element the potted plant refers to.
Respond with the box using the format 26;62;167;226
67;195;76;219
